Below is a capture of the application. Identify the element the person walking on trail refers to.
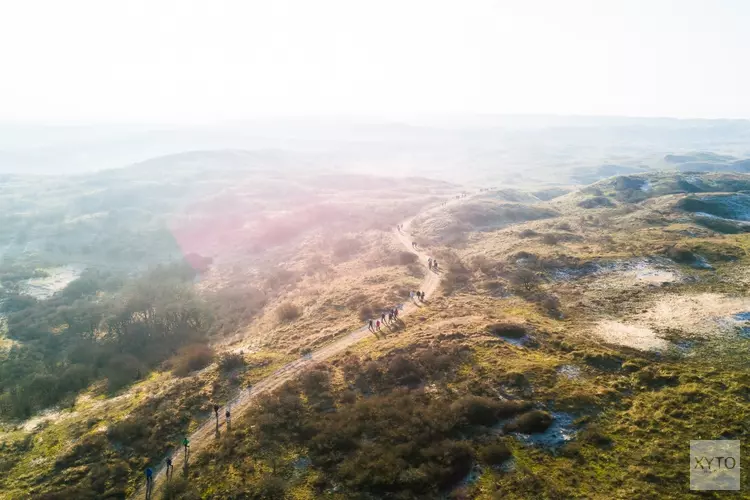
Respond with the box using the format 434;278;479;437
381;312;386;325
165;455;173;480
368;319;374;332
226;407;231;431
214;404;220;430
428;257;432;268
388;311;393;323
182;436;190;461
433;259;438;272
145;467;154;498
376;320;381;332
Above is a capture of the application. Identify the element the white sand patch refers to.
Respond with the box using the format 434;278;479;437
637;293;750;337
624;267;677;284
21;265;83;300
22;408;72;432
595;320;669;351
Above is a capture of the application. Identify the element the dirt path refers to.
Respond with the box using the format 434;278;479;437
132;202;451;499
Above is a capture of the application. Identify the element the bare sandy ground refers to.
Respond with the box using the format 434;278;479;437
594;320;669;351
637;293;750;336
594;292;750;351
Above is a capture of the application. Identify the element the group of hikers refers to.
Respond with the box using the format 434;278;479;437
141;210;454;498
143;404;232;498
368;306;401;334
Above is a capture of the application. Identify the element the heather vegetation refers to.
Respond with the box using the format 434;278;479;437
4;156;750;500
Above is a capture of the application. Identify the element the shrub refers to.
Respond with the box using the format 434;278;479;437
578;196;614;209
487;323;528;339
469;255;495;274
396;251;418;265
510;268;539;291
252;476;288;499
161;477;201;500
358;304;382;321
479;280;507;297
665;245;697;264
451;395;501;426
541;233;559;245
276;302;302;323
479;442;512;465
519;228;539;238
104;354;144;391
504;410;553;434
555;222;572;231
171;344;215;377
218;352;246;373
333;238;364;260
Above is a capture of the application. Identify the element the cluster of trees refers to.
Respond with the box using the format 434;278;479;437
0;263;211;419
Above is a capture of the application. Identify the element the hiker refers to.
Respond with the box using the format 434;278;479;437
183;436;190;459
165;455;173;480
376;320;381;331
368;319;374;332
420;291;425;301
394;307;399;319
226;408;231;431
145;467;154;497
433;260;438;271
381;312;386;324
388;311;393;323
428;257;432;268
410;291;414;300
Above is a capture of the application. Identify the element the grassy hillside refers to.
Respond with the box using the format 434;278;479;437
2;168;750;499
161;172;750;498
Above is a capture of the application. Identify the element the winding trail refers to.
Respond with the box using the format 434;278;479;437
132;203;447;499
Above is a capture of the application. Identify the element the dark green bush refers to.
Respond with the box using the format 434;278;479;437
504;410;553;433
479;442;512;465
218;352;246;373
171;344;214;377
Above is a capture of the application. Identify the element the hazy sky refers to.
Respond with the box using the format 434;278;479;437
1;0;749;122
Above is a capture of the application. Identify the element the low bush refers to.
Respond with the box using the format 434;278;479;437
479;442;512;466
358;304;381;321
217;352;246;373
541;233;559;245
504;410;553;434
333;237;364;260
276;302;302;323
578;196;615;209
487;323;528;339
469;254;495;274
519;228;539;238
451;395;504;426
574;350;623;371
479;279;507;297
509;268;539;291
396;251;418;265
171;344;215;377
665;245;698;264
